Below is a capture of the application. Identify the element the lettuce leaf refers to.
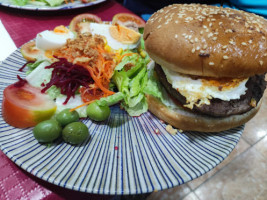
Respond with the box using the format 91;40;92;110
112;51;150;116
44;0;65;6
11;0;29;6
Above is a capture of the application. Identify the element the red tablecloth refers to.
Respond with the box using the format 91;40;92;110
0;1;149;199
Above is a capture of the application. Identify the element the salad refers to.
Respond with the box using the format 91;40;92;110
2;13;167;145
10;0;93;7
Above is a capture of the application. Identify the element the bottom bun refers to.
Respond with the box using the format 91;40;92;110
147;95;261;132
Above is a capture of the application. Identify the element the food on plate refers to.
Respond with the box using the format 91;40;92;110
56;108;79;126
112;13;146;31
10;0;94;7
89;23;141;50
62;122;89;144
33;119;62;143
2;12;152;145
36;25;75;50
2;77;57;128
143;4;267;132
69;13;102;33
86;101;110;121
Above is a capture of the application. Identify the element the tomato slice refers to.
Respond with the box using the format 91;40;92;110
112;13;146;28
69;13;102;33
20;41;44;62
2;79;56;128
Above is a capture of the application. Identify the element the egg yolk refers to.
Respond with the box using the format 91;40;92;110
109;25;141;44
53;25;70;35
202;77;246;91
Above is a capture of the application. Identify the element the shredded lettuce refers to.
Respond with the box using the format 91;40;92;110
44;0;65;6
11;0;29;6
110;51;150;116
26;60;52;87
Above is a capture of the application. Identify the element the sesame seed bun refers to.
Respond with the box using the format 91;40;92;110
146;94;261;132
144;4;267;78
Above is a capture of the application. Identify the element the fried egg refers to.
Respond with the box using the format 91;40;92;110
36;25;75;50
162;66;248;109
89;23;141;50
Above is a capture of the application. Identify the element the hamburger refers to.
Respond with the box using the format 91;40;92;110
143;4;267;132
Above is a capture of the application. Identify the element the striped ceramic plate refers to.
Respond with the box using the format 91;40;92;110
0;0;106;11
0;49;243;195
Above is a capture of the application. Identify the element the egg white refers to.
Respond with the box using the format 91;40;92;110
89;23;140;50
162;66;248;109
36;29;75;50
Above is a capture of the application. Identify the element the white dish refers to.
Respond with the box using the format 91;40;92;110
0;0;106;11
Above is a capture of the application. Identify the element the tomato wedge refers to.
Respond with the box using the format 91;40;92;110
2;78;56;128
69;13;102;33
20;41;44;62
112;13;146;28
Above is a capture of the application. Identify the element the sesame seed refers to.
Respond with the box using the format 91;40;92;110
195;38;199;42
264;53;267;57
200;30;204;35
191;48;196;53
157;25;162;29
196;46;201;50
229;40;235;45
175;34;178;39
208;33;213;38
219;22;223;25
260;61;263;66
209;22;213;27
200;50;205;54
223;55;229;60
203;44;207;49
203;25;207;29
241;42;247;46
209;62;215;66
249;40;253;44
222;45;227;49
190;39;194;44
212;37;217;41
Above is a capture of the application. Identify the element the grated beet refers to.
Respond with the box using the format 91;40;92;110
41;57;93;104
14;75;28;88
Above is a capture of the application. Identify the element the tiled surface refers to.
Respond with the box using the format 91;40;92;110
146;90;267;200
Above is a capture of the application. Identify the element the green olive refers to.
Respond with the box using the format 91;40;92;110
56;109;79;126
62;122;89;145
33;119;62;143
86;102;110;121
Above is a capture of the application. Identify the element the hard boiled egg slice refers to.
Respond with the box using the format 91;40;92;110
162;66;248;109
89;23;141;50
36;25;75;50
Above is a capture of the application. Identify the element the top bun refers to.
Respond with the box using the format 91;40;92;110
144;4;267;78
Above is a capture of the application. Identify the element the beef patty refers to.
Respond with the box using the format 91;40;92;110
155;64;266;117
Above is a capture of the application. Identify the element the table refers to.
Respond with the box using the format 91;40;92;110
0;1;149;199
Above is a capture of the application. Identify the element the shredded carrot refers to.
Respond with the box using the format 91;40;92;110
70;100;96;111
82;64;115;95
53;34;117;106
